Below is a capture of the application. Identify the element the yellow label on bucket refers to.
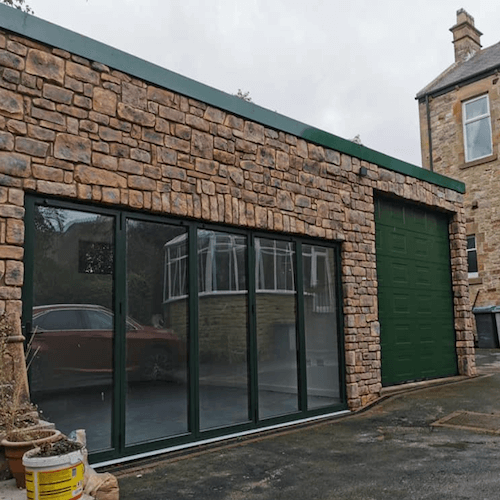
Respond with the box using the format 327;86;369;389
26;462;84;500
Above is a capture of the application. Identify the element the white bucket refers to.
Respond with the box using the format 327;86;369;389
23;448;85;500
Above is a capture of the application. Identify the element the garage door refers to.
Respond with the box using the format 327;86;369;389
375;198;457;386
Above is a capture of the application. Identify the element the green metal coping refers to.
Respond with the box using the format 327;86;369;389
0;4;465;194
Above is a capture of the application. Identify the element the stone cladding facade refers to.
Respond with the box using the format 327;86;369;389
0;27;475;412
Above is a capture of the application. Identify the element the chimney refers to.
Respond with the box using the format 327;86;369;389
450;9;482;63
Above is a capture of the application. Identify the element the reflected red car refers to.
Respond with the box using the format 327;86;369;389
29;304;186;392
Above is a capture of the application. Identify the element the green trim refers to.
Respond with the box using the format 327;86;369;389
247;235;258;423
295;242;307;411
0;4;464;194
188;225;199;436
115;214;126;455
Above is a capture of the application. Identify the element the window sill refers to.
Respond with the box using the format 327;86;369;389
460;154;497;169
468;276;482;285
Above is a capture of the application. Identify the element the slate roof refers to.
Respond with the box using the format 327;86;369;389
416;40;500;99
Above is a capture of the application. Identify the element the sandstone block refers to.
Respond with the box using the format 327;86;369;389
117;102;155;127
31;106;65;126
128;175;156;191
5;261;23;286
0;88;23;118
102;187;120;204
243;122;264;144
142;128;164;145
66;61;99;85
0;49;24;70
195;158;218;175
0;132;14;151
256;146;275;167
92;87;117;116
33;164;64;182
191;130;213;160
119;158;143;175
228;167;244;187
6;219;24;245
27;125;56;142
75;165;127;188
0;243;23;259
92;152;118;171
37;180;77;197
204;107;225;124
15;137;49;157
164;136;190;154
0;287;21;300
159;106;185;124
0;152;30;178
54;134;91;164
109;143;129;158
186;114;210;132
147;86;176;107
130;148;151;163
162;165;186;181
277;191;294;211
122;82;147;110
26;49;64;84
43;83;73;104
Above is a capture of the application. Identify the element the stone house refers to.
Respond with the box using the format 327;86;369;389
417;9;500;347
0;5;474;465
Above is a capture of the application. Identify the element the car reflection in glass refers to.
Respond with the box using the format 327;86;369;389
29;304;185;393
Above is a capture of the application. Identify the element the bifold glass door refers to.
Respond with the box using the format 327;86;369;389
29;205;115;452
25;198;344;462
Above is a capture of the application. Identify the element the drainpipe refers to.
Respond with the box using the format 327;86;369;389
426;94;434;172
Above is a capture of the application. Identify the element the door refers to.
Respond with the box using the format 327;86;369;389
375;198;457;386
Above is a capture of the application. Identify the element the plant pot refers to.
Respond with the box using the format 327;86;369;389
1;428;62;488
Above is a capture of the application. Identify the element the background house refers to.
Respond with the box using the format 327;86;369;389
417;9;500;348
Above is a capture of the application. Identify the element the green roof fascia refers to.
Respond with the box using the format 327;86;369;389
0;4;465;194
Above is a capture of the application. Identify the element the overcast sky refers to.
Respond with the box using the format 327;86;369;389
21;0;500;166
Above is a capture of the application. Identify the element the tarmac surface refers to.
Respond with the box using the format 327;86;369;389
1;349;499;499
115;349;500;500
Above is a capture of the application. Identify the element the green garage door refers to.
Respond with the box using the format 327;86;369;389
375;198;457;386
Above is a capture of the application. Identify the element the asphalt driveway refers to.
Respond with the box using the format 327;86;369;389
115;349;500;500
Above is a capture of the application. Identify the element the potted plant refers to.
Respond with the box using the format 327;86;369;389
0;312;62;488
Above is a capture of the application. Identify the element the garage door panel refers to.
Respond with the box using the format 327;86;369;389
376;198;457;386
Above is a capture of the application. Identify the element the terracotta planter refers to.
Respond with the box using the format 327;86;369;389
1;428;62;488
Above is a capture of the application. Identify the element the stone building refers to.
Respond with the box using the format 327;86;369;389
417;9;500;346
0;5;474;465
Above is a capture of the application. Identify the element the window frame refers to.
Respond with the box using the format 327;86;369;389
462;94;493;163
467;234;478;278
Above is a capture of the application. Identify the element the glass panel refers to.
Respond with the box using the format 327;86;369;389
464;96;488;120
255;237;298;419
126;220;188;445
466;235;475;250
302;245;341;409
198;230;249;430
30;206;114;453
465;118;492;161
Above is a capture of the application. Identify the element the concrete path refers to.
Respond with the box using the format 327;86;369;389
116;349;500;500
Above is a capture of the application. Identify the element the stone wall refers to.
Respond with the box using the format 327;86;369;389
0;26;475;411
418;75;500;309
